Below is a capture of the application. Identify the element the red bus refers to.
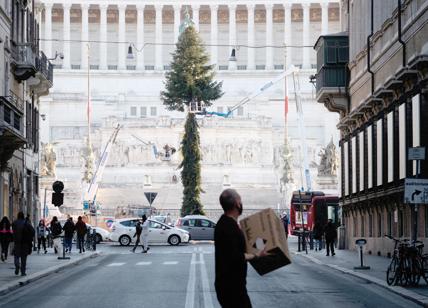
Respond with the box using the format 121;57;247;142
290;191;339;235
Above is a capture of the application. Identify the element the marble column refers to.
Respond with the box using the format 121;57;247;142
321;2;329;35
302;3;310;69
228;4;237;70
81;3;89;70
265;4;273;70
174;5;181;43
136;4;145;70
155;4;163;71
36;6;43;50
283;3;292;68
210;4;218;66
247;4;255;70
62;3;71;69
99;4;108;70
44;3;53;58
118;4;127;70
192;4;200;32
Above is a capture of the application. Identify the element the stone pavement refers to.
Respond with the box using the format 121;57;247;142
0;246;99;295
288;236;428;306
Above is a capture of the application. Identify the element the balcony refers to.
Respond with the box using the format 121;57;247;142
0;93;26;170
11;43;37;82
314;33;349;116
28;51;54;96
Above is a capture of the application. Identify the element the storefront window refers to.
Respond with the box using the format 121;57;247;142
398;210;404;237
387;211;393;236
425;206;428;237
377;212;382;237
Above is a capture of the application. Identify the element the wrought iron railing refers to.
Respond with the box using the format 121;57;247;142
12;43;36;67
8;90;24;113
36;51;54;84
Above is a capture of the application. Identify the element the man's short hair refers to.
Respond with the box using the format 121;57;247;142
219;189;240;212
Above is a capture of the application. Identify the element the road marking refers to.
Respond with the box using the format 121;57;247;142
200;253;214;308
163;261;178;265
185;253;197;308
107;263;125;267
136;261;152;266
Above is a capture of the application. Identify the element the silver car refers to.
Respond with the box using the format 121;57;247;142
175;215;216;240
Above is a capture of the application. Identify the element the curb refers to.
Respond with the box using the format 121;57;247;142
0;252;100;296
294;252;428;307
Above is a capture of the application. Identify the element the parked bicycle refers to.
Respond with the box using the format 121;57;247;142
385;235;428;286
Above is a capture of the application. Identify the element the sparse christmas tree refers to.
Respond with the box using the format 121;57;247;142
161;19;223;216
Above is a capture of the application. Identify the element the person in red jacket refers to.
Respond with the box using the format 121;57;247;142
75;216;87;253
0;216;13;261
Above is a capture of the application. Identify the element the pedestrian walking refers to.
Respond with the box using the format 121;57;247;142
131;221;143;253
50;216;63;254
282;213;289;239
12;212;35;276
324;219;337;256
141;215;150;253
75;216;87;253
63;217;75;253
36;220;48;254
214;189;268;308
0;216;13;261
312;221;323;251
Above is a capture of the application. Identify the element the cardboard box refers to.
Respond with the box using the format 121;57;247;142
239;208;291;275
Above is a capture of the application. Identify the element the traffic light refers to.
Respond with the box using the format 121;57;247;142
52;181;64;207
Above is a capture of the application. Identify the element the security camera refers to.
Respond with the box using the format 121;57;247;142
59;52;64;60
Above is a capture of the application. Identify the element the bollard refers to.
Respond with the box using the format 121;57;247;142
58;236;71;260
353;239;370;270
309;232;314;250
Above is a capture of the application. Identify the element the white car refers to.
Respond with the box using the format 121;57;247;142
110;218;190;246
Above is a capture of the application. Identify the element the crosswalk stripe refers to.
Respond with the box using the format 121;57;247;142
107;262;125;267
163;261;178;265
136;261;152;266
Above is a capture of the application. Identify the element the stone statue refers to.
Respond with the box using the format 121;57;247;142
279;139;293;192
82;138;95;183
318;139;339;177
40;143;56;177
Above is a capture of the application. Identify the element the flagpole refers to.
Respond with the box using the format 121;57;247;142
87;43;91;145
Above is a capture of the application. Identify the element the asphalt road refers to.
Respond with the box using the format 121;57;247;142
0;243;419;308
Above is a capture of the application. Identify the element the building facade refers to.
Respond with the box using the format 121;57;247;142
38;0;342;216
0;0;53;223
316;0;428;254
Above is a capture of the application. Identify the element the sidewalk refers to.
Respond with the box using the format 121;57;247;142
0;247;99;296
289;236;428;307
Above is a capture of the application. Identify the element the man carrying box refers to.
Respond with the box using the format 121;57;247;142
214;189;268;308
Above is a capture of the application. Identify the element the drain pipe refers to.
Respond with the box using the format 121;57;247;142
397;0;406;67
367;0;374;95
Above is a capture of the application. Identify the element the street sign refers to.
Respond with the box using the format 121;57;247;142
408;147;426;160
144;192;158;205
355;239;367;246
404;178;428;204
83;200;89;210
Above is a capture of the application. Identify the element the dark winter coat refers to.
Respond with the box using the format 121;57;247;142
12;218;35;257
50;221;62;238
75;221;87;237
324;222;337;242
312;223;323;240
0;222;13;243
134;222;142;238
282;216;289;234
63;220;75;238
